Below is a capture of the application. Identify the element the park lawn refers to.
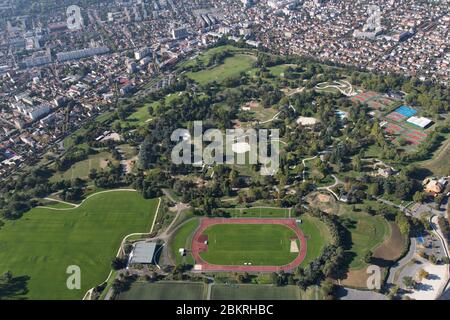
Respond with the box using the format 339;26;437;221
211;284;301;300
63;127;89;149
124;103;153;125
42;201;77;209
117;144;137;159
186;54;256;85
178;45;247;69
420;132;450;176
222;207;290;218
268;64;296;78
170;218;200;265
123;91;184;127
340;212;390;269
299;215;332;266
0;190;159;300
199;224;298;266
50;151;115;182
117;281;206;300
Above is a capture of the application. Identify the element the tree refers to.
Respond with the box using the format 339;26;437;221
403;276;415;289
367;183;380;197
413;191;426;204
428;254;438;265
352;155;362;172
0;271;29;299
111;257;128;270
364;251;373;264
418;268;429;281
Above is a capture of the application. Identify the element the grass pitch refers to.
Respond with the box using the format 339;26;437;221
299;215;332;266
117;281;206;300
199;224;298;266
170;218;199;265
0;190;159;300
211;284;301;300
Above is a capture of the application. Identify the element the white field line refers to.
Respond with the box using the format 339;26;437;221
40;189;137;211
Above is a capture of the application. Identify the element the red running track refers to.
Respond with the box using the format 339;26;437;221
191;218;307;272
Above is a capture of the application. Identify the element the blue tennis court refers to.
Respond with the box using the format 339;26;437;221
395;105;417;118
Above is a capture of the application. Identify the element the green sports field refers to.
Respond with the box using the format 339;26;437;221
117;281;206;300
211;284;301;300
299;215;332;266
169;218;199;265
0;190;159;300
199;224;298;266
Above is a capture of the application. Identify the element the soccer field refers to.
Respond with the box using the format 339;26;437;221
0;190;159;300
199;224;298;266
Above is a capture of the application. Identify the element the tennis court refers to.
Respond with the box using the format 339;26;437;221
394;105;417;118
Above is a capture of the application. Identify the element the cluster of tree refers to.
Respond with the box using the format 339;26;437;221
60;178;85;202
0;271;30;299
111;273;137;296
111;257;128;271
131;170;171;199
0;168;55;220
206;50;233;67
92;163;123;189
309;209;346;247
297;244;346;290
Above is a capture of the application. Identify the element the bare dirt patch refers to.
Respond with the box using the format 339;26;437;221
241;101;260;110
373;223;406;261
306;192;338;214
341;268;369;288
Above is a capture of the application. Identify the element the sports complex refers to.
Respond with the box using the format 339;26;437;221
190;218;307;272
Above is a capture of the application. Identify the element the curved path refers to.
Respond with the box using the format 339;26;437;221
191;218;307;272
41;189;137;211
386;238;417;285
317;174;341;200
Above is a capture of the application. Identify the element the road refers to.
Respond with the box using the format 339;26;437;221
386;238;417;285
430;215;450;298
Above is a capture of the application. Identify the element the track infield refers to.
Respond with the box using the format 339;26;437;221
191;218;307;272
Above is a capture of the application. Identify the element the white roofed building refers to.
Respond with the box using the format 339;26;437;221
406;116;433;129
